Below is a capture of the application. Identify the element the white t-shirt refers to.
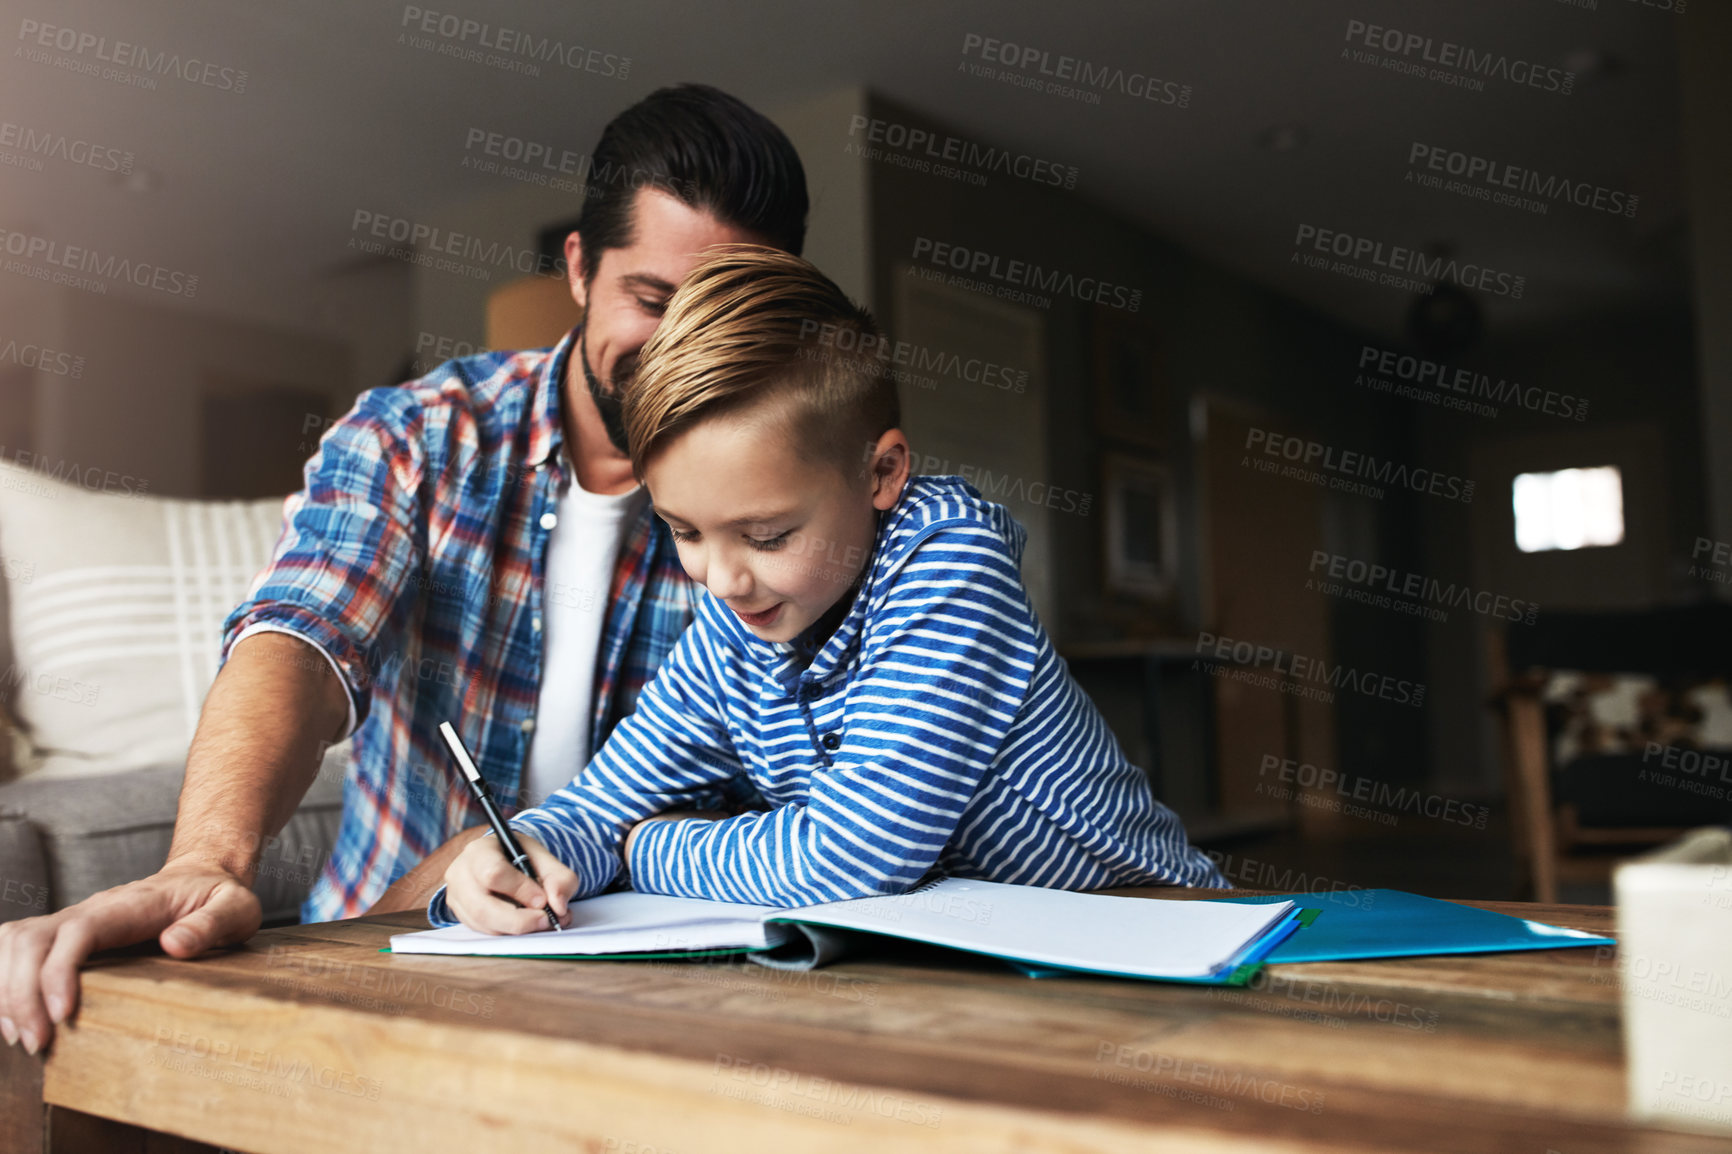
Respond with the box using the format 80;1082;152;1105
521;464;650;809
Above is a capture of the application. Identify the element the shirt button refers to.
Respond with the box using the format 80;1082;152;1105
540;512;558;530
520;718;536;733
821;732;840;751
532;616;542;632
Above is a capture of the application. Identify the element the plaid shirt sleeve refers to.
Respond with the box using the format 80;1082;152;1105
219;386;428;729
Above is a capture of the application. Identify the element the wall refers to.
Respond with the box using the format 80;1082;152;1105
1681;0;1732;573
862;90;1429;797
24;288;349;499
1415;305;1703;794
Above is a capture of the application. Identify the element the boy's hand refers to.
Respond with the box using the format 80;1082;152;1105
442;834;577;935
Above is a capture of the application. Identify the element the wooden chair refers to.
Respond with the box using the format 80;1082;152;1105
1489;604;1732;903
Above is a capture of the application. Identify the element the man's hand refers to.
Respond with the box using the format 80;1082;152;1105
0;861;261;1055
442;834;579;935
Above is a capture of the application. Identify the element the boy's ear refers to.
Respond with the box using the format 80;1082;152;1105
868;429;911;511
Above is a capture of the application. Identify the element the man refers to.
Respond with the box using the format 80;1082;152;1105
0;83;808;1054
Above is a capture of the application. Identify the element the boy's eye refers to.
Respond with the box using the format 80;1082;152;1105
749;530;792;551
636;297;667;316
664;525;791;550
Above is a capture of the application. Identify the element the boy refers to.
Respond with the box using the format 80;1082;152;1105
432;245;1226;932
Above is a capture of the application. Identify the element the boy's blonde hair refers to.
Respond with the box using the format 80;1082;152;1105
624;244;899;477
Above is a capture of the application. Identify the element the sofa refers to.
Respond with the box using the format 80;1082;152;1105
0;458;345;925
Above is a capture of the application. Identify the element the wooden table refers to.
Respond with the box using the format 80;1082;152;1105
4;890;1730;1153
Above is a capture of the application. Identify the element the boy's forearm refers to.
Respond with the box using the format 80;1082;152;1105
626;806;925;906
627;812;809;905
166;632;350;886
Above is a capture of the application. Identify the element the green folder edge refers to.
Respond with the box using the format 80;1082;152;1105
380;946;758;962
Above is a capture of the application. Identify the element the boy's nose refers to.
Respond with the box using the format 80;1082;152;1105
708;555;755;600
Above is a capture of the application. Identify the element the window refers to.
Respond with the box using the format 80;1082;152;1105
1512;466;1625;553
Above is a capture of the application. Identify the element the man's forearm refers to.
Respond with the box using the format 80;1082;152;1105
166;632;351;886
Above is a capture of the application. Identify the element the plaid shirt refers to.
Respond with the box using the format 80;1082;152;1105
220;327;699;923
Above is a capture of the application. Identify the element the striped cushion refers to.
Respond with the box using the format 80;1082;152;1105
0;459;285;779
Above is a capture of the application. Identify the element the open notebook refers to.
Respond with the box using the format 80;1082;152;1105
388;878;1303;985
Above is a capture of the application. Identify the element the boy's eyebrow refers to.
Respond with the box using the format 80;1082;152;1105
655;504;799;529
619;272;677;296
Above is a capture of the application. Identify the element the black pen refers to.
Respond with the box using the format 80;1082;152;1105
438;721;561;931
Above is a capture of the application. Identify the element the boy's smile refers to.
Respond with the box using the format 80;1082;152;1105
643;401;909;648
734;603;784;627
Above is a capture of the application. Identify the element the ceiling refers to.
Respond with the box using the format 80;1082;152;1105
0;0;1690;344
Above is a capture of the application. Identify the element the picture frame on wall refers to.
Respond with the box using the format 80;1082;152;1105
1091;307;1166;450
1102;453;1178;601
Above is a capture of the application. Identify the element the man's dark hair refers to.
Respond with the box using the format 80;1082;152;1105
572;84;808;283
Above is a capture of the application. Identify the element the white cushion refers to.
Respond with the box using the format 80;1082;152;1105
0;459;287;779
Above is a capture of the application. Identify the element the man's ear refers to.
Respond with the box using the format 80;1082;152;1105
563;231;588;313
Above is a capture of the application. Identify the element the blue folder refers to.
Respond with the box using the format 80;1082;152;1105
1215;888;1613;964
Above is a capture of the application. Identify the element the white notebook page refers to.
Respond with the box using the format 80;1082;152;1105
782;879;1294;980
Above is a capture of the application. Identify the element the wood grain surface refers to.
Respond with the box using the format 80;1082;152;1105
13;890;1731;1154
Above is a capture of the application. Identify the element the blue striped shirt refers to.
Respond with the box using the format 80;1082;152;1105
428;474;1225;922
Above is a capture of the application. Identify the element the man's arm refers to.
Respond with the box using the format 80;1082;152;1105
0;631;347;1056
168;631;352;886
366;826;490;915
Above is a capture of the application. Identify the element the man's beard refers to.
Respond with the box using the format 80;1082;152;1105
580;325;635;456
